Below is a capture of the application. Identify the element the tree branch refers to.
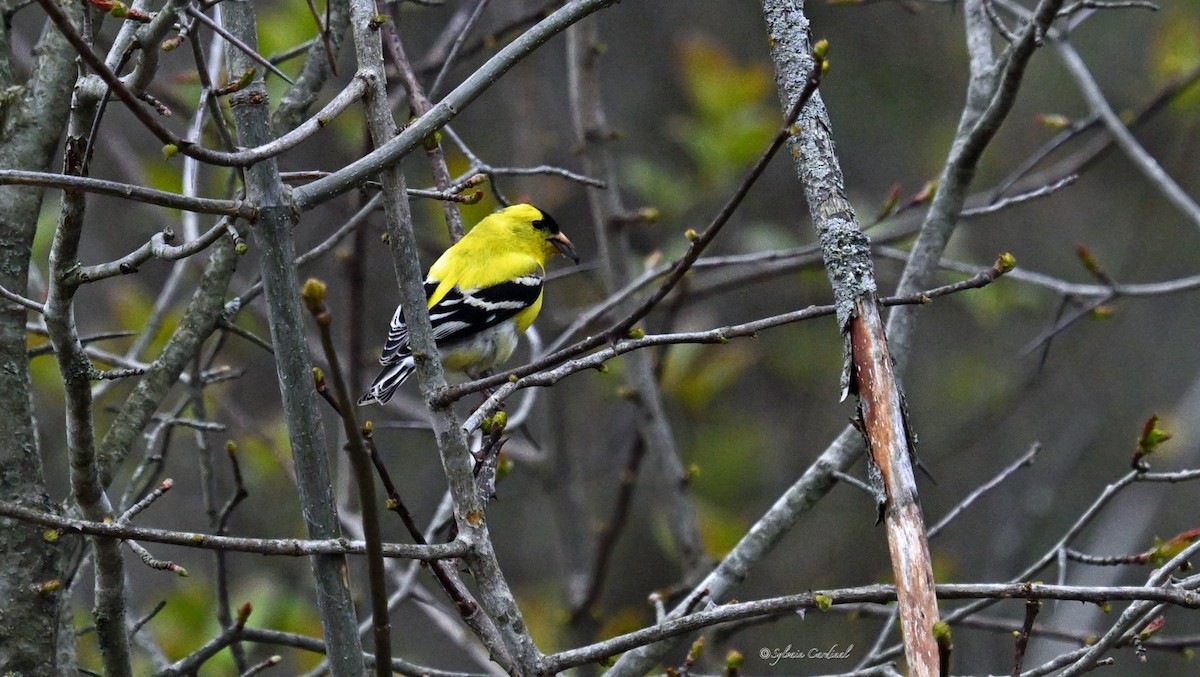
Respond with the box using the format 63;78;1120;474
218;1;365;672
0;169;256;218
0;499;467;559
540;581;1200;674
291;0;619;209
1053;37;1200;229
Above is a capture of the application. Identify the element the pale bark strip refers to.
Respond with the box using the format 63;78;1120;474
848;301;939;675
218;3;365;674
760;6;940;672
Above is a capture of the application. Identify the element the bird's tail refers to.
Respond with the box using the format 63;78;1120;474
357;356;416;405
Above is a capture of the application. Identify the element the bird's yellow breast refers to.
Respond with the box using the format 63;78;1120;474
512;292;544;333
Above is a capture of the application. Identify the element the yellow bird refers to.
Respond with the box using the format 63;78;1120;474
359;204;578;405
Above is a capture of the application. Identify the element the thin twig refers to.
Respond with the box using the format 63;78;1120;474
237;627;486;677
0;283;46;313
304;280;392;672
34;0;249;167
1012;599;1041;675
569;434;648;624
126;540;188;576
184;5;295;84
118;479;174;523
1053;37;1200;229
929;442;1042;538
0;500;467;559
461;257;1012;432
428;0;491;99
0;170;255;219
538;581;1200;674
438;51;827;406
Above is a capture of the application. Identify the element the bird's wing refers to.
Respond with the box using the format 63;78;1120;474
428;272;543;345
379;274;543;365
379;280;437;365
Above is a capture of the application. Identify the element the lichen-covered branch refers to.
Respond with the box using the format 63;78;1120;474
0;0;87;670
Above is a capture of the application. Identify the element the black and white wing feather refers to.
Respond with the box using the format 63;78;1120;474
359;274;543;405
380;274;542;363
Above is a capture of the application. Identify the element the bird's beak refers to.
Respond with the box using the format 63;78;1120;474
548;233;579;264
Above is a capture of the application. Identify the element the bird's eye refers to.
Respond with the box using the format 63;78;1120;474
532;211;562;234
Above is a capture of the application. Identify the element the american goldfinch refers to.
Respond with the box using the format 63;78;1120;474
358;203;578;405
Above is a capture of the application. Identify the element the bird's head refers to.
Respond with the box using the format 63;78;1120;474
486;203;579;265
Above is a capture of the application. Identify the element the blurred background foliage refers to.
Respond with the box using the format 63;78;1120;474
17;0;1200;673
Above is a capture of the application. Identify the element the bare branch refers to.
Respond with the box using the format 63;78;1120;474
184;5;295;84
35;0;248;167
292;0;620;208
1053;38;1200;229
462;261;1011;432
237;627;487;677
70;220;232;285
928;442;1041;538
427;0;491;99
540;581;1200;673
383;16;467;240
0;499;468;559
218;1;365;668
304;280;393;673
1051;536;1200;676
97;235;238;485
887;0;1068;367
0;170;256;218
0;282;45;314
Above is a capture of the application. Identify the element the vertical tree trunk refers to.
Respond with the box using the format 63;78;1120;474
219;3;365;673
0;5;88;673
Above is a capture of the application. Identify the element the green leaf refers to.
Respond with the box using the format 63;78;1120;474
1135;414;1172;463
661;342;756;411
670;35;777;189
1151;7;1200;112
695;499;750;559
1147;527;1200;567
